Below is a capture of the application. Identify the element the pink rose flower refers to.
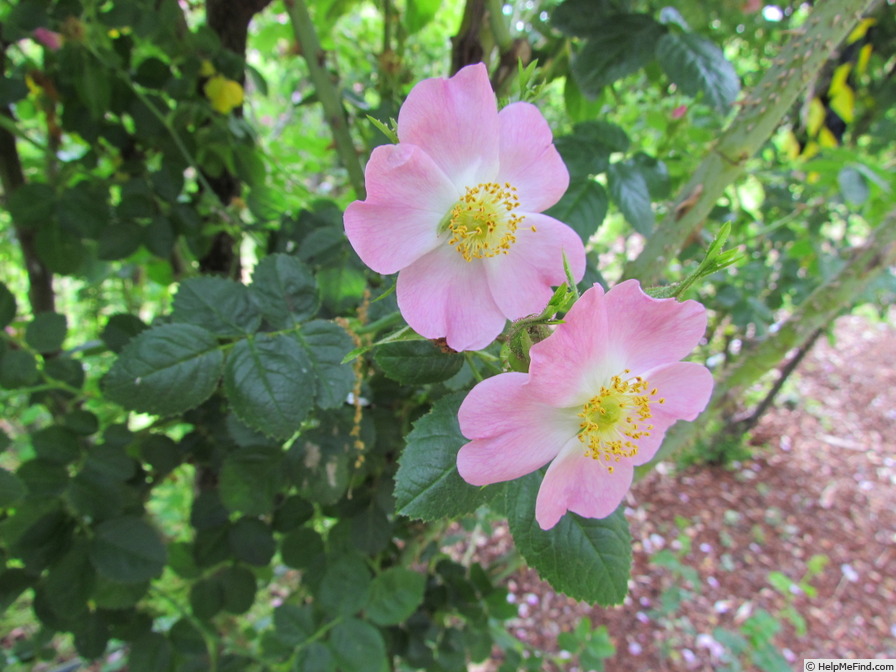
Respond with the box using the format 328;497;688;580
344;63;585;351
456;280;713;529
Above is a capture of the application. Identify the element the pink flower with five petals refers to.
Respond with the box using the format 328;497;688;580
344;63;585;351
456;280;713;529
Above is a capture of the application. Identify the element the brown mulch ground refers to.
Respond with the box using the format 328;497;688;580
476;313;896;670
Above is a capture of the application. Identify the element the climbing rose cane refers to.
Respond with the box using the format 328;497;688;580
344;63;585;351
456;280;714;530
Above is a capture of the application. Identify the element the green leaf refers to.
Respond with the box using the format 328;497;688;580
128;632;173;672
169;617;208;660
89;516;167;583
273;603;314;646
11;509;74;571
571;15;664;95
217;566;257;614
330;618;388;672
394;393;499;520
551;0;631;36
554;136;610;178
35;222;85;275
300;320;355;409
657;32;740;111
608;160;654;234
190;577;224;620
272;495;314;532
545;179;609;243
0;282;16;329
290;422;352;505
406;0;440;33
172;276;262;337
574;120;631;153
104;323;224;416
44;540;96;617
249;254;320;328
74;53;112;120
317;554;371;617
17;459;69;498
224;334;314;439
375;340;464;385
101;313;148;353
0;468;26;508
97;221;143;261
366;568;426;626
631;152;670;199
0;75;28;105
228;517;276;566
219;446;285;516
297;642;336;672
26;312;67;353
0;349;39;389
281;527;324;569
57;180;110;237
31;425;81;464
6;182;55;229
92;576;149;609
73;610;109;659
505;472;631;606
0;568;32;613
62;409;100;435
144;215;176;258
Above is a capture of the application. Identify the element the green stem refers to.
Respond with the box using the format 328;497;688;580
622;0;879;284
286;0;366;198
485;0;513;52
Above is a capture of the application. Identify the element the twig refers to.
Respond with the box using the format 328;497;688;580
285;0;366;198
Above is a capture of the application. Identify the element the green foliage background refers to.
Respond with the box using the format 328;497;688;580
0;0;893;670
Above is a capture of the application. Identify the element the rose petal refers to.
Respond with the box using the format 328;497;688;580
496;102;569;212
603;279;708;373
527;283;616;407
344;144;457;274
485;213;586;319
397;63;500;189
457;374;575;485
645;361;714;422
535;442;634;529
396;245;506;351
625;361;713;466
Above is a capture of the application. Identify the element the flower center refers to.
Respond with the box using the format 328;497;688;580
442;182;530;262
576;371;665;473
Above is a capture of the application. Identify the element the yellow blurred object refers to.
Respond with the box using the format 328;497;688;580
828;63;852;97
807;98;826;137
818;126;838;148
856;43;873;76
846;18;876;44
783;130;801;161
25;74;41;96
829;85;855;124
204;75;244;114
807;171;821;184
802;142;820;161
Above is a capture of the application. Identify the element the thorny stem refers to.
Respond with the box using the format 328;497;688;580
641;209;896;468
622;0;879;284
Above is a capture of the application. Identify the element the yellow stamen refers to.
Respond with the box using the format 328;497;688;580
444;182;525;262
576;370;661;473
